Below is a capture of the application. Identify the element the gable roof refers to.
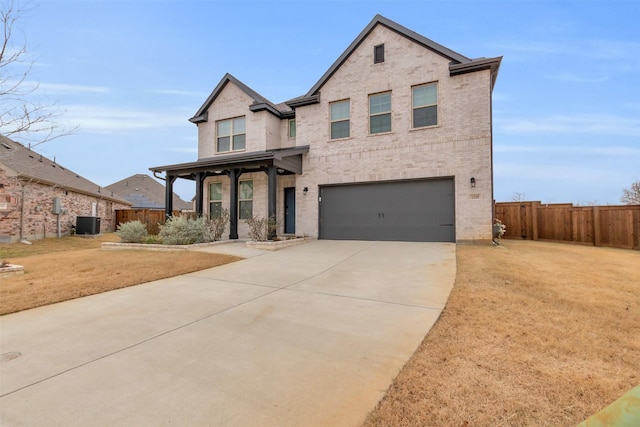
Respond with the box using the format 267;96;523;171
189;73;293;123
287;14;501;107
0;136;131;205
105;174;192;210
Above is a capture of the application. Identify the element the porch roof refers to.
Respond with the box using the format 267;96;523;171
149;146;310;178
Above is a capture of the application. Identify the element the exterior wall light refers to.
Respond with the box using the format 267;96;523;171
303;187;308;195
470;177;476;188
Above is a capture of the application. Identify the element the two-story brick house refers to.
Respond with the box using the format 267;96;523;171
151;15;501;243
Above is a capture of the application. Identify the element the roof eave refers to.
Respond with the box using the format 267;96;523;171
17;174;132;205
450;56;502;85
297;14;471;102
191;73;282;123
285;94;320;109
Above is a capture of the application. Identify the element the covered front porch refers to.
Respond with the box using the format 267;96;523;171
150;146;309;239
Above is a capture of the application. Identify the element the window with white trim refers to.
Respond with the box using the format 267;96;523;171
330;100;350;139
288;119;296;138
216;117;246;152
412;83;438;128
209;182;222;218
239;180;253;220
369;92;391;134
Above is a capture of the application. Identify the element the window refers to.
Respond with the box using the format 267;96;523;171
374;44;385;63
369;92;391;134
209;182;223;218
288;119;296;138
217;117;246;152
239;180;253;220
330;100;350;139
413;83;438;128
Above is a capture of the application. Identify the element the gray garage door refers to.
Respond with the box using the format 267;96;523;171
319;178;455;242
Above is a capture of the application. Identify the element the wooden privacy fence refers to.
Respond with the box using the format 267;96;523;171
115;209;187;235
494;202;640;250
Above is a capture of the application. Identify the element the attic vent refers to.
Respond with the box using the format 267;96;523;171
1;143;11;149
29;155;34;159
374;44;385;64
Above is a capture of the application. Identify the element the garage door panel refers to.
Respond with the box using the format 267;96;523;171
319;179;455;242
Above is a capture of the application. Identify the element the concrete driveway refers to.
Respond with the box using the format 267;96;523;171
0;240;455;427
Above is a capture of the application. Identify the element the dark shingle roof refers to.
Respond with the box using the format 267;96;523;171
105;174;192;210
287;14;501;107
0;136;131;205
189;73;294;123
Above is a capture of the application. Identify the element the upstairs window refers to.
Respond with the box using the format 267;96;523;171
374;44;385;63
330;100;350;139
239;180;253;220
217;117;246;152
412;83;438;128
369;92;391;134
209;182;222;218
288;119;296;138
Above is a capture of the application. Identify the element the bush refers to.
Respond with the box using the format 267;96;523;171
116;220;148;243
246;215;279;242
158;215;207;245
205;209;230;242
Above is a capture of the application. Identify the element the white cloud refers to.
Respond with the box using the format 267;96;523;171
62;104;189;133
495;144;640;156
545;73;609;83
496;114;640;137
152;89;204;97
491;38;639;61
36;82;110;95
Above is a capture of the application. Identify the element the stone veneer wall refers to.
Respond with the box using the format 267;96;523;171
0;170;130;243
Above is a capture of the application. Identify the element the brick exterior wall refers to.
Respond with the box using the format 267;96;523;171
195;23;496;242
294;25;494;242
0;168;130;243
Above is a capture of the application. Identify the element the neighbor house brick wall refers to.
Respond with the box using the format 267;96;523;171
0;167;130;243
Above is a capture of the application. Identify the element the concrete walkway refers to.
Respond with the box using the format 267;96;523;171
0;240;456;427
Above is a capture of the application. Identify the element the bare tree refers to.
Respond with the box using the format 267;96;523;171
0;1;75;147
621;180;640;205
511;192;526;202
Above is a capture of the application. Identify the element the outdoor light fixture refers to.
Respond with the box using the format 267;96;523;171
303;187;308;195
470;177;476;188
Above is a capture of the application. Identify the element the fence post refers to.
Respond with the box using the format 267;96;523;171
532;201;539;241
593;206;601;247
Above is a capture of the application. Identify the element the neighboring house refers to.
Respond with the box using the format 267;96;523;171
0;136;132;243
151;15;501;243
105;174;192;211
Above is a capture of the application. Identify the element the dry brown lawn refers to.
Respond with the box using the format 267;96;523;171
364;240;639;427
0;233;241;315
2;235;638;425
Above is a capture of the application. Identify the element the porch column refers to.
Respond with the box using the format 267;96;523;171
228;168;239;239
165;174;176;219
267;166;277;239
195;172;204;216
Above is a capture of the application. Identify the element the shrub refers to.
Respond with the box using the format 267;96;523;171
116;220;148;243
158;215;207;245
205;209;230;242
246;215;279;242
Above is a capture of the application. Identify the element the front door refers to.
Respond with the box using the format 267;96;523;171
284;187;296;234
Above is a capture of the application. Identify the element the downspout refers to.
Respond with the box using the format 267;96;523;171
490;80;496;245
19;182;26;240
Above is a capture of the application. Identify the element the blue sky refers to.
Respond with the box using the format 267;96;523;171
9;0;640;204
